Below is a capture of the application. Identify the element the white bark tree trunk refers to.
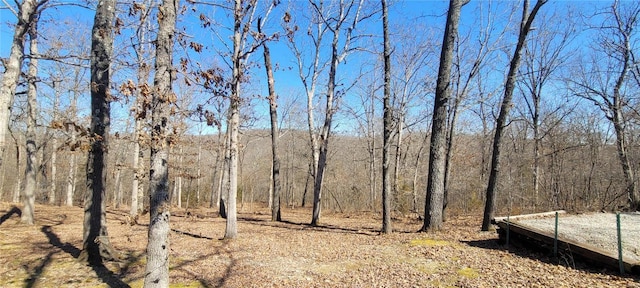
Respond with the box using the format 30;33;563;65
130;120;142;217
224;0;244;239
65;141;76;206
0;0;39;172
144;0;177;285
22;18;40;225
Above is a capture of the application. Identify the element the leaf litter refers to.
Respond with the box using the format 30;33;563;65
0;203;638;287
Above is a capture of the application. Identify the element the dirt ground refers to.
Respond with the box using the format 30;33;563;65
0;203;638;288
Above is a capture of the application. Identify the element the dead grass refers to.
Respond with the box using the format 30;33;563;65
0;202;638;287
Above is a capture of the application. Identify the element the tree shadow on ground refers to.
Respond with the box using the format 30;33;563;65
174;249;236;288
24;251;55;288
0;206;22;226
41;225;131;287
238;216;379;236
41;226;81;257
171;228;215;240
463;237;640;280
121;243;233;288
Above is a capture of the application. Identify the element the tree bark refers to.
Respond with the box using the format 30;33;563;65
65;78;80;207
0;0;39;172
144;0;177;285
482;0;547;231
218;128;230;219
310;0;365;226
48;80;64;205
609;2;639;210
176;146;183;208
259;19;282;222
421;0;467;232
381;0;392;234
12;133;21;203
131;21;151;217
80;0;118;264
49;82;60;205
66;130;77;206
224;0;245;239
130;118;142;217
21;17;40;225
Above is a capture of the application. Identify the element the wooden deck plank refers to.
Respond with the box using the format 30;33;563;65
492;210;566;224
495;219;640;275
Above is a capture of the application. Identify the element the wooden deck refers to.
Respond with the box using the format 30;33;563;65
494;212;640;275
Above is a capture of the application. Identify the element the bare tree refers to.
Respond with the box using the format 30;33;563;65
80;0;118;264
21;12;42;225
421;0;468;232
224;0;250;239
48;80;59;205
66;83;80;207
144;0;178;285
310;0;367;226
516;10;574;209
129;0;155;219
381;0;392;234
284;3;325;211
570;0;640;211
0;0;44;172
258;18;282;222
442;0;510;220
482;0;548;231
284;0;370;224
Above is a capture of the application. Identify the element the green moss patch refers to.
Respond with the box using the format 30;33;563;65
409;238;451;247
457;267;479;278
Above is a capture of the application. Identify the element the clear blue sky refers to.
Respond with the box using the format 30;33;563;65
0;1;614;135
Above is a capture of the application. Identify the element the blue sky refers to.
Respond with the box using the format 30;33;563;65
0;0;619;135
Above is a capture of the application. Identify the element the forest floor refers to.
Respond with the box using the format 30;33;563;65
0;202;638;288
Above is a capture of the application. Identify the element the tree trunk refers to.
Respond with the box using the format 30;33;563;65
131;61;149;217
66;86;79;207
196;139;202;204
22;19;40;225
65;139;77;207
381;0;392;234
114;165;122;208
218;128;230;219
310;0;364;226
144;0;177;285
209;133;222;209
130;119;142;217
12;133;22;203
49;133;57;205
260;20;282;222
80;0;118;264
224;0;243;239
532;93;540;209
608;9;639;210
392;118;403;202
177;174;183;208
176;146;183;208
0;0;38;171
442;97;459;222
482;0;547;231
412;131;430;213
49;81;60;205
421;0;466;232
310;43;337;226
